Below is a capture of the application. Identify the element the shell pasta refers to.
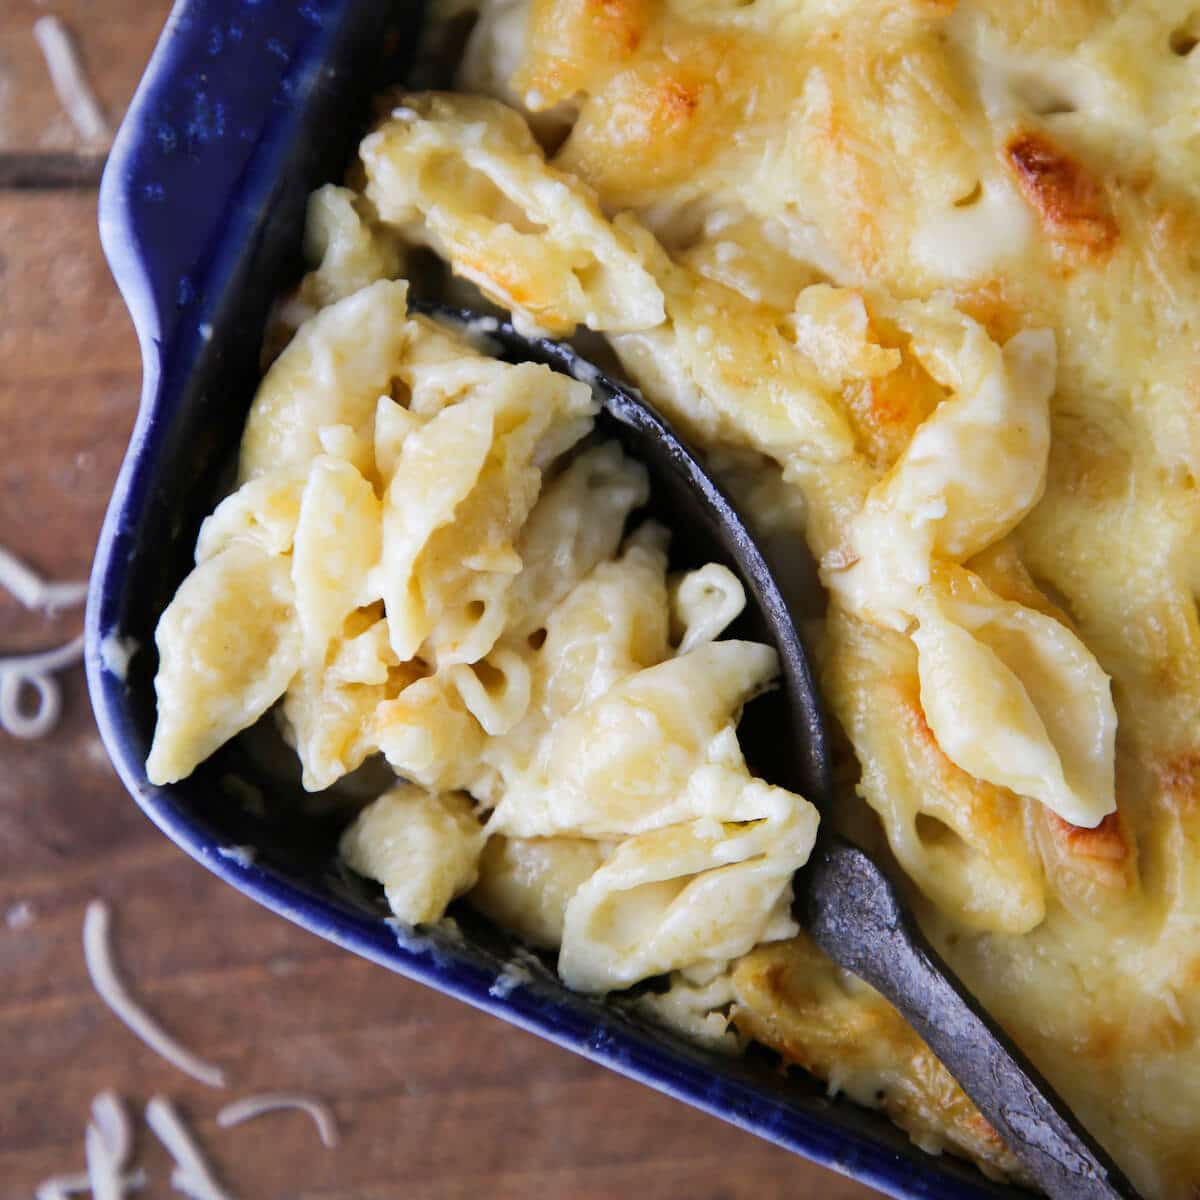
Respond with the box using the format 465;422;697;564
149;272;817;1000
147;0;1200;1189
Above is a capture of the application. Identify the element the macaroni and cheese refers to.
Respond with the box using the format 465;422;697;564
148;1;1200;1193
149;283;819;999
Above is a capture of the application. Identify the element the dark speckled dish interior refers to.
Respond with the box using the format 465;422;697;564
87;2;1028;1196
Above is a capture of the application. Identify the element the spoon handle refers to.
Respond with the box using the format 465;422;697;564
801;835;1142;1200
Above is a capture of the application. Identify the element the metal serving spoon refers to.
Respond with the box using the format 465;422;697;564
421;302;1142;1200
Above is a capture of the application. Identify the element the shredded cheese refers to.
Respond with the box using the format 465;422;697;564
35;1090;146;1200
32;15;111;147
0;546;87;613
0;544;88;739
216;1092;339;1149
83;900;227;1089
86;1091;134;1200
36;1173;91;1200
0;633;84;740
146;1096;233;1200
35;915;341;1197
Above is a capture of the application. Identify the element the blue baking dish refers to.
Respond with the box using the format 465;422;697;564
87;2;1025;1196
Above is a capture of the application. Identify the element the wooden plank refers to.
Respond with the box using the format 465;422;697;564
0;191;140;652
0;1;171;157
0;84;885;1200
0;839;878;1198
0;708;885;1199
0;151;105;188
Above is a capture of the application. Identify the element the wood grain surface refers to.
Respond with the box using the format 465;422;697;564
0;7;887;1198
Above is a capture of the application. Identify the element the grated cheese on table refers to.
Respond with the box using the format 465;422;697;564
216;1092;338;1149
0;543;88;740
34;1091;147;1200
0;546;86;614
36;1172;92;1200
86;1090;135;1200
83;900;227;1089
0;633;84;740
34;904;346;1195
32;15;111;147
146;1096;234;1200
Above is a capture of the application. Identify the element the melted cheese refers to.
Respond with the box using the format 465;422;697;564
441;0;1200;1192
146;0;1200;1187
150;278;815;997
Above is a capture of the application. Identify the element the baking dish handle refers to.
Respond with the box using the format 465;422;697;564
98;0;349;375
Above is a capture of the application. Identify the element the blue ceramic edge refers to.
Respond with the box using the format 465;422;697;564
86;5;995;1198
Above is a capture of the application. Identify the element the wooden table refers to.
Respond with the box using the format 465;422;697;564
0;5;885;1196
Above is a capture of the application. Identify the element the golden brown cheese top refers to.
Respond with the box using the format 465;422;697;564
434;1;1200;1194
